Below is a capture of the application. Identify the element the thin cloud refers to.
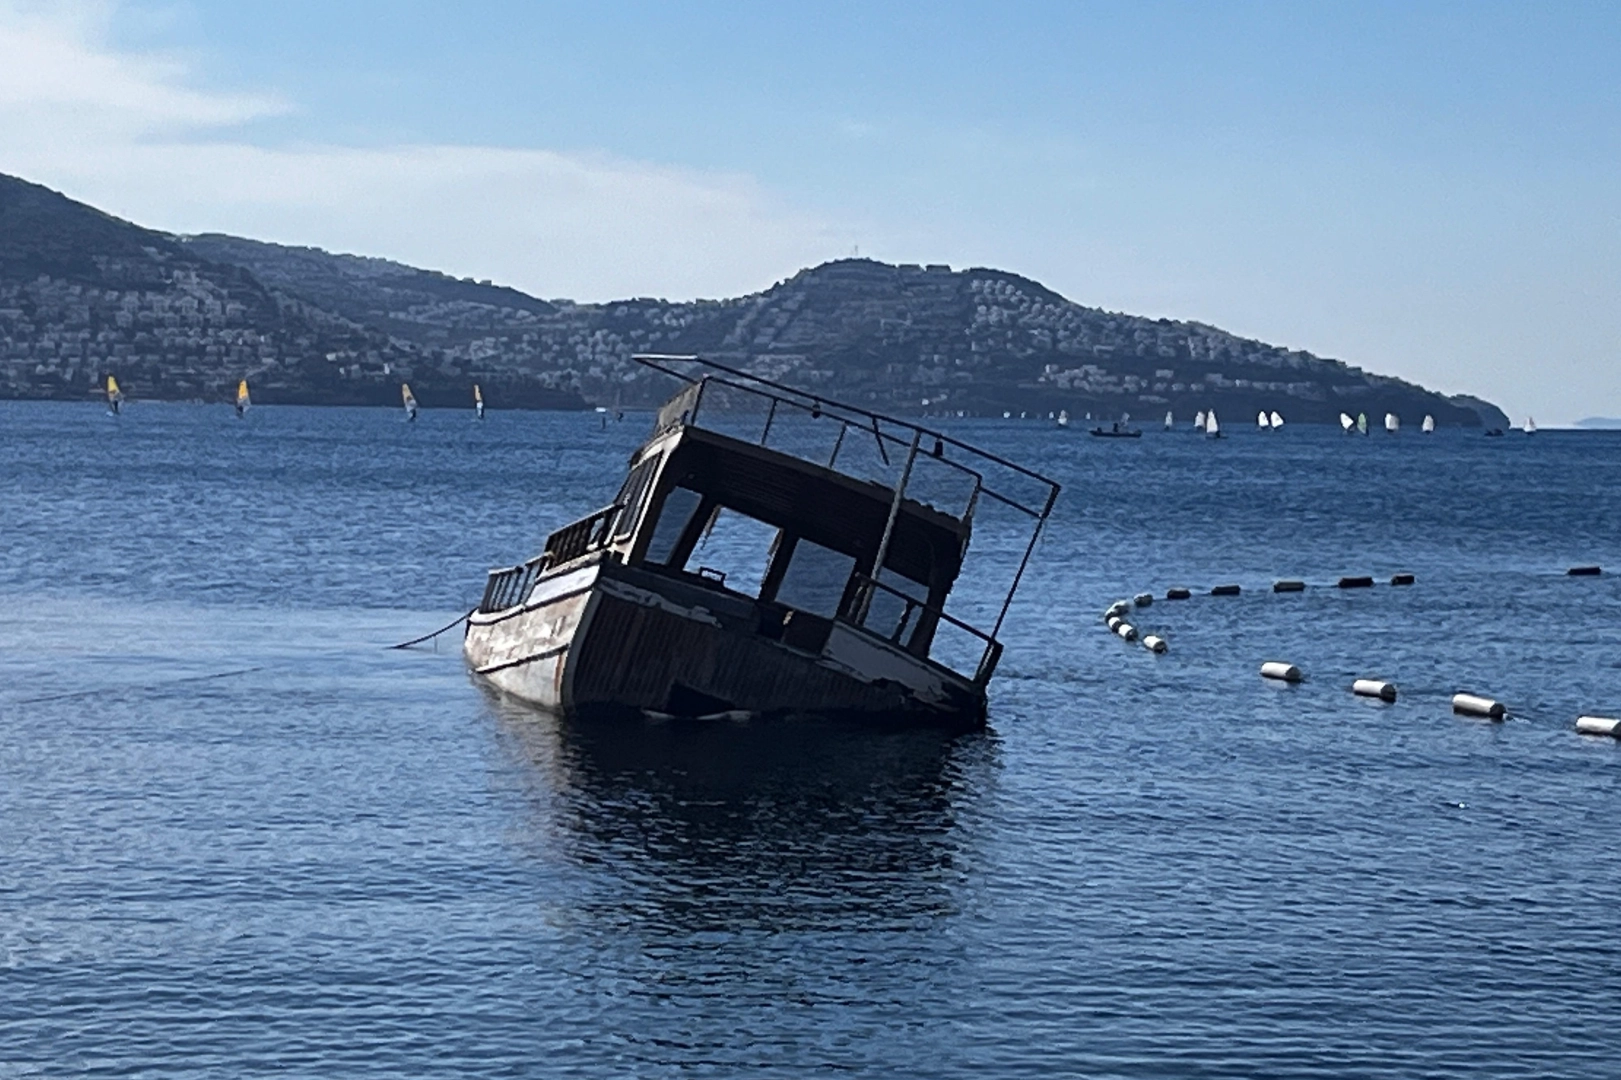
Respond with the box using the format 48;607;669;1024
0;2;858;300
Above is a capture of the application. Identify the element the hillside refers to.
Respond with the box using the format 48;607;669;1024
2;173;1504;425
0;174;582;408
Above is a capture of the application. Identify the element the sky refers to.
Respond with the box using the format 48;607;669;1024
1;1;1617;423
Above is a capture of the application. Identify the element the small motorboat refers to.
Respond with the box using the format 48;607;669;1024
1091;414;1141;438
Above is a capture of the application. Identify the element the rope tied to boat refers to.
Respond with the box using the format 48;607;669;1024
388;608;476;650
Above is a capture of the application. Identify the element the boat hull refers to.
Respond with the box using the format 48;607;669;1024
464;559;985;730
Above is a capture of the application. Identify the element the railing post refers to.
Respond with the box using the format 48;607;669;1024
760;398;778;446
828;421;847;469
860;429;921;621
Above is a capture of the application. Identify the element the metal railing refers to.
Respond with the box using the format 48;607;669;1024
478;503;622;614
479;559;542;614
542;503;622;569
844;573;1005;688
635;353;1060;651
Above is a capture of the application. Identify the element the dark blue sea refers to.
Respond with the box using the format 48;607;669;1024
2;401;1619;1078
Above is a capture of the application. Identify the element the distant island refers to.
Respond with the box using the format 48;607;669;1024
1;172;1508;426
1575;417;1621;429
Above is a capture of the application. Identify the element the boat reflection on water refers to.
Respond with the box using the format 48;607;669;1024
483;690;997;933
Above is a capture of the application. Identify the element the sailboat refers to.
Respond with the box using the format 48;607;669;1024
1163;410;1174;430
1194;410;1207;433
1422;414;1435;434
1056;409;1069;428
1269;410;1284;429
402;383;418;422
474;383;485;420
1384;412;1400;434
235;379;251;418
1356;412;1369;436
1526;416;1537;435
1340;412;1355;434
1206;408;1222;439
105;375;123;416
1257;410;1269;430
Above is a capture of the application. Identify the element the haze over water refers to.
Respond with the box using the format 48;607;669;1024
2;402;1619;1077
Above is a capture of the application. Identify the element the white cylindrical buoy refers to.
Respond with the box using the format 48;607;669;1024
1143;635;1167;654
1576;716;1621;738
1273;579;1305;593
1106;615;1123;632
1133;592;1153;608
1352;679;1398;702
1261;661;1302;683
1115;623;1138;642
1105;601;1129;620
1452;693;1506;720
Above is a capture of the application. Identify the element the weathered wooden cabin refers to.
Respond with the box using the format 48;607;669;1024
463;355;1058;731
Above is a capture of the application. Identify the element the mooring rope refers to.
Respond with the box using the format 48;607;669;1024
9;666;265;707
388;608;476;650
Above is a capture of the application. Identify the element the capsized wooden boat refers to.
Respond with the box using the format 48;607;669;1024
463;354;1060;731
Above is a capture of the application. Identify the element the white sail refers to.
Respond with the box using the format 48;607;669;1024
1269;410;1284;428
1206;408;1220;436
1340;412;1354;433
1057;409;1069;427
1257;410;1269;429
1526;416;1537;434
1422;414;1435;433
1164;410;1174;430
1194;410;1207;432
1385;412;1399;433
1357;413;1369;435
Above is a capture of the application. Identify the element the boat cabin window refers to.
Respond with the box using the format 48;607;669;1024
862;568;932;643
644;486;704;565
684;508;781;598
613;458;659;539
774;539;857;619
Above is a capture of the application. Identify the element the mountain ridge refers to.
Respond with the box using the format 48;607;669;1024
1;172;1507;426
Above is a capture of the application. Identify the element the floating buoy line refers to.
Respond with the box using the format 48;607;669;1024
1098;563;1613;737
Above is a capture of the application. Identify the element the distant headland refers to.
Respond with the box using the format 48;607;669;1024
0;172;1507;426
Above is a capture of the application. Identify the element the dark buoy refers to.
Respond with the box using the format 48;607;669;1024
1165;587;1192;600
1568;566;1602;577
1273;580;1305;593
1338;576;1375;589
1211;584;1241;596
1390;573;1415;586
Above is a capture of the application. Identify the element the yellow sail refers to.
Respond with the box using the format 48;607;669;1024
106;375;122;401
401;383;417;408
236;379;250;405
473;384;483;406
